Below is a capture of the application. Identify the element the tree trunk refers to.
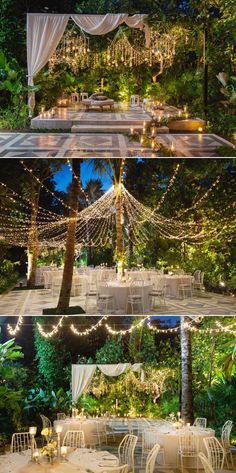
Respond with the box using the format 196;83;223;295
56;159;81;313
115;184;124;272
181;316;194;423
27;183;40;288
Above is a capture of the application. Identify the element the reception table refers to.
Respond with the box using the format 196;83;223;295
144;426;215;467
4;448;118;473
99;280;152;313
53;418;104;445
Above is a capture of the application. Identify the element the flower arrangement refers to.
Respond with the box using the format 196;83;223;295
41;428;57;463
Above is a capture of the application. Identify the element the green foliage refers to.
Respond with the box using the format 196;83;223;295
0;258;19;293
128;322;157;363
95;336;125;363
23;387;71;420
0;339;25;436
33;318;70;390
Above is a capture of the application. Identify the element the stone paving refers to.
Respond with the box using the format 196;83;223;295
0;287;235;316
0;132;233;157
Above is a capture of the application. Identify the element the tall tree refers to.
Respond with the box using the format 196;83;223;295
180;316;194;423
56;158;81;313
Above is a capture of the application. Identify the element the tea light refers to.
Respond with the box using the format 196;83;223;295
171;142;175;152
55;425;62;434
29;426;37;435
130;127;134;135
151;127;155;136
140;136;144;145
33;451;39;463
61;446;67;458
151;140;155;149
198;127;203;132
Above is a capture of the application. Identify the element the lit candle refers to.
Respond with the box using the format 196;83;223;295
56;424;62;458
29;426;37;462
171;142;175;152
158;115;161;122
198;127;203;133
151;140;155;149
151;127;155;136
29;426;37;435
140;136;144;145
61;446;67;458
177;411;181;420
178;110;182;117
130;127;134;135
33;451;39;463
184;105;187;113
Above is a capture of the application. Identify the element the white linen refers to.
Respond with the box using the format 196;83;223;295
72;363;143;401
71;13;127;35
0;450;30;473
54;419;103;445
144;426;215;467
26;13;149;112
99;280;152;312
98;363;130;376
72;364;96;402
27;14;69;111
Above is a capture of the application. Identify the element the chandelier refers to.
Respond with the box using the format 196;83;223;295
48;28;176;75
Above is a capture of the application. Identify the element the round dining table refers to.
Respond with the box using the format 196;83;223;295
99;280;152;313
156;275;193;298
13;448;118;473
144;426;215;467
53;418;103;446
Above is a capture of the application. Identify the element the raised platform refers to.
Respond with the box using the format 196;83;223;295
31;104;153;131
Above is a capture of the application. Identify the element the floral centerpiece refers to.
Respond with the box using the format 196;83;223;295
41;428;57;464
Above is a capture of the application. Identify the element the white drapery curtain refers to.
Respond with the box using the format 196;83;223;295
27;13;149;113
71;363;143;402
27;14;69;112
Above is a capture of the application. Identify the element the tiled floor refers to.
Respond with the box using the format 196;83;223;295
0;287;235;315
0;132;233;157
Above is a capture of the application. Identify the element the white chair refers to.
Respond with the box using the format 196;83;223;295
101;466;128;473
57;412;66;420
199;452;215;473
141;429;165;467
71;275;87;297
145;444;161;473
193;270;204;291
178;431;199;473
71;92;79;103
118;434;138;473
95;420;108;446
127;280;145;314
178;277;193;299
193;417;207;428
130;95;140;107
51;276;62;296
221;421;234;467
62;430;85;448
149;278;167;308
11;432;36;453
97;283;115;313
40;414;52;429
85;280;97;312
204;437;225;470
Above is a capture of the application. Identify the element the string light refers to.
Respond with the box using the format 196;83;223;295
70;316;108;336
7;316;24;335
36;316;66;338
105;316;151;335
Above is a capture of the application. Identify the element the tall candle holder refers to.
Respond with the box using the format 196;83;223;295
29;426;37;463
55;425;62;460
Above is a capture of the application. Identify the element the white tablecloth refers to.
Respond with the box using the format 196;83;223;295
156;275;193;298
53;419;104;445
15;448;118;473
144;426;215;466
99;281;152;312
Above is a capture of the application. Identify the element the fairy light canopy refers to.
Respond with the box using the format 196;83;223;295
0;161;235;252
26;13;150;112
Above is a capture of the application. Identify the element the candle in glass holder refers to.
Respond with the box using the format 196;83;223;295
130;127;134;135
29;426;37;435
33;451;39;463
61;446;67;460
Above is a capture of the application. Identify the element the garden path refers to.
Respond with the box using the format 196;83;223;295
0;132;233;157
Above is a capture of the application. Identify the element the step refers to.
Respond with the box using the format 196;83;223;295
73;119;151;126
71;124;144;133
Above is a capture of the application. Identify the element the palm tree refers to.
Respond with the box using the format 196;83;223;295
180;316;194;423
56;159;82;313
82;179;104;265
92;159;125;270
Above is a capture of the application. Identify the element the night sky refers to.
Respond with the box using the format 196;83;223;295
53;161;112;192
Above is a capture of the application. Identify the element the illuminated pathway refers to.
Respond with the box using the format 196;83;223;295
0;132;233;157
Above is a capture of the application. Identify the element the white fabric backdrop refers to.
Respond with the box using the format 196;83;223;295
27;13;149;113
72;363;143;401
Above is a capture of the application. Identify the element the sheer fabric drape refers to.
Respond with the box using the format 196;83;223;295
71;363;143;402
27;14;69;111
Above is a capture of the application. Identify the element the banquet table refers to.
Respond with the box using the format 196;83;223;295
99;280;152;313
3;448;118;473
144;426;215;467
156;275;193;298
53;418;104;445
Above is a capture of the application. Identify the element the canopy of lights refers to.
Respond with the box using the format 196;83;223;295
48;27;176;76
0;161;235;253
